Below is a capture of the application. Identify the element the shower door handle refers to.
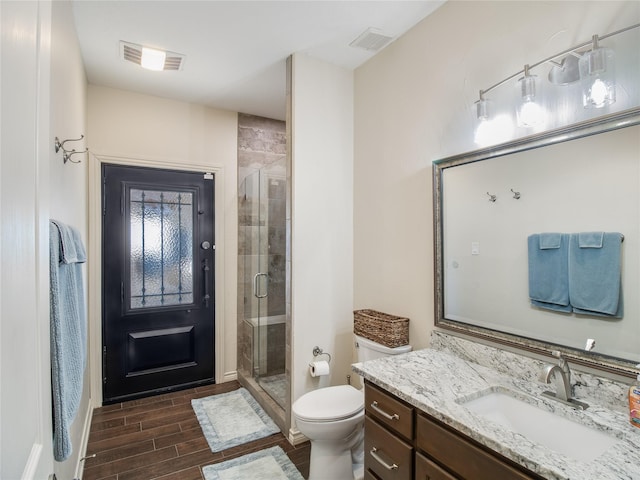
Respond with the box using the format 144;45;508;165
253;272;268;299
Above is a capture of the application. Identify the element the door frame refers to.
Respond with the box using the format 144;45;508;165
88;153;228;407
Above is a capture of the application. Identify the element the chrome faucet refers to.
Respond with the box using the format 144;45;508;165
540;351;589;410
541;351;572;401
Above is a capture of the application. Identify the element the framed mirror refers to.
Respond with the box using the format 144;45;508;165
433;107;640;377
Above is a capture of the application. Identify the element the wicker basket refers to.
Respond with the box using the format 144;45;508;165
353;309;409;348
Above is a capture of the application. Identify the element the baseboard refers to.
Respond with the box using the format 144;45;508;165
288;427;308;446
21;443;43;479
73;403;94;479
221;370;238;382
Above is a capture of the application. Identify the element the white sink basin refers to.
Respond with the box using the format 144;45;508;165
459;389;619;461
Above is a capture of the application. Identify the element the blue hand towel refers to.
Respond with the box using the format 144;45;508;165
528;233;571;311
568;232;623;317
539;232;562;249
50;220;87;461
578;231;604;248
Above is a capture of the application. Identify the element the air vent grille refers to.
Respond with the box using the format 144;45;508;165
164;56;183;71
122;43;142;63
350;28;394;52
120;41;185;71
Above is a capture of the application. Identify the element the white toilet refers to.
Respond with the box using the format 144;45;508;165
292;334;412;480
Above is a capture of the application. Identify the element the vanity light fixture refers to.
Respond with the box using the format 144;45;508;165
516;65;545;128
473;22;638;136
579;35;616;108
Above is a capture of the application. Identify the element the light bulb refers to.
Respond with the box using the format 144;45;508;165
590;79;608;106
518;100;545;128
474;114;514;146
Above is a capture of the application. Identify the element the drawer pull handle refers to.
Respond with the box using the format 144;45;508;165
370;447;399;471
371;401;399;421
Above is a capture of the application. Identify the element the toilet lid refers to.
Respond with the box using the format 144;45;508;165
293;385;364;422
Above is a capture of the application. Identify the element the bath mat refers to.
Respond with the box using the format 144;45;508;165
202;446;304;480
192;388;279;452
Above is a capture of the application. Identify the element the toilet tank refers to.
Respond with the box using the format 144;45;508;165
355;334;412;362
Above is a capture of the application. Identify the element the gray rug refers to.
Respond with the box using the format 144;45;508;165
192;388;279;452
203;446;304;480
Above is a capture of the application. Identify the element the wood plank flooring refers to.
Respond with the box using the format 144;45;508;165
83;381;310;480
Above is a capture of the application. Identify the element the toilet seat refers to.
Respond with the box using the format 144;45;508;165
293;385;364;422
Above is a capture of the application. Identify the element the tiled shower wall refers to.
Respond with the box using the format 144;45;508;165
237;113;286;376
238;114;287;184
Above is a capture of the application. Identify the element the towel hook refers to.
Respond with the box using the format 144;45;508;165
54;135;88;164
311;346;332;363
486;192;497;202
511;188;521;200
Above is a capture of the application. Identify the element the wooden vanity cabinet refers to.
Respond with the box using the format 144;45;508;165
414;452;456;480
364;382;414;480
416;412;543;480
364;381;543;480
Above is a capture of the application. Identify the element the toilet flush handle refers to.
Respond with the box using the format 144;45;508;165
370;401;399;421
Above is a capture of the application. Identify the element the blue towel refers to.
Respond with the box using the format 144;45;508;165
528;233;571;312
50;220;87;461
56;222;86;264
578;231;604;248
539;233;562;249
568;232;623;317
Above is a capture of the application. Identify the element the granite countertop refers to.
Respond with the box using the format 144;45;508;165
352;347;640;480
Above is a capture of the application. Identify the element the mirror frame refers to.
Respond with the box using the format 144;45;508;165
433;106;640;378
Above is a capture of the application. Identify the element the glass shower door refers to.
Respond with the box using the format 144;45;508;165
242;169;287;408
242;170;265;379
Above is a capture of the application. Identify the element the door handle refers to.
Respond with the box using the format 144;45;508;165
203;259;210;307
253;272;268;299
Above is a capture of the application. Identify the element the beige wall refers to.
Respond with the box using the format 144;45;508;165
290;53;354;429
353;1;639;350
86;85;239;396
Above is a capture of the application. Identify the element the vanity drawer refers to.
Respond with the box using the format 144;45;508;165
365;416;413;480
415;452;457;480
365;382;414;441
416;413;538;480
364;469;381;480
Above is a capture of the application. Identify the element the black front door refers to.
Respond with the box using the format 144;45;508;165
102;164;215;403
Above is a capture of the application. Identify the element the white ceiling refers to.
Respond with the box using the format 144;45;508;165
72;1;444;120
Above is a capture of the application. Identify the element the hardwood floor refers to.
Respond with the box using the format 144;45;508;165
83;381;310;480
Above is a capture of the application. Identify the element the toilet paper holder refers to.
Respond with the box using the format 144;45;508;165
310;346;332;366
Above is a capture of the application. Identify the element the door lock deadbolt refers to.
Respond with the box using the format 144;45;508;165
201;241;211;250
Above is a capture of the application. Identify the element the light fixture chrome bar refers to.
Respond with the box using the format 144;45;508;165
479;23;639;97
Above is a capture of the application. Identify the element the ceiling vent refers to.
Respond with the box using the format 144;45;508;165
350;28;395;52
120;41;185;71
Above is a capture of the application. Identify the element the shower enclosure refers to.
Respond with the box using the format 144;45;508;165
238;168;287;409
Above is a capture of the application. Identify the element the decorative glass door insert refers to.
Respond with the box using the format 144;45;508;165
129;189;195;309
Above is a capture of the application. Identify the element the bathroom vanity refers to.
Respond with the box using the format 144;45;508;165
364;381;541;480
353;334;640;480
